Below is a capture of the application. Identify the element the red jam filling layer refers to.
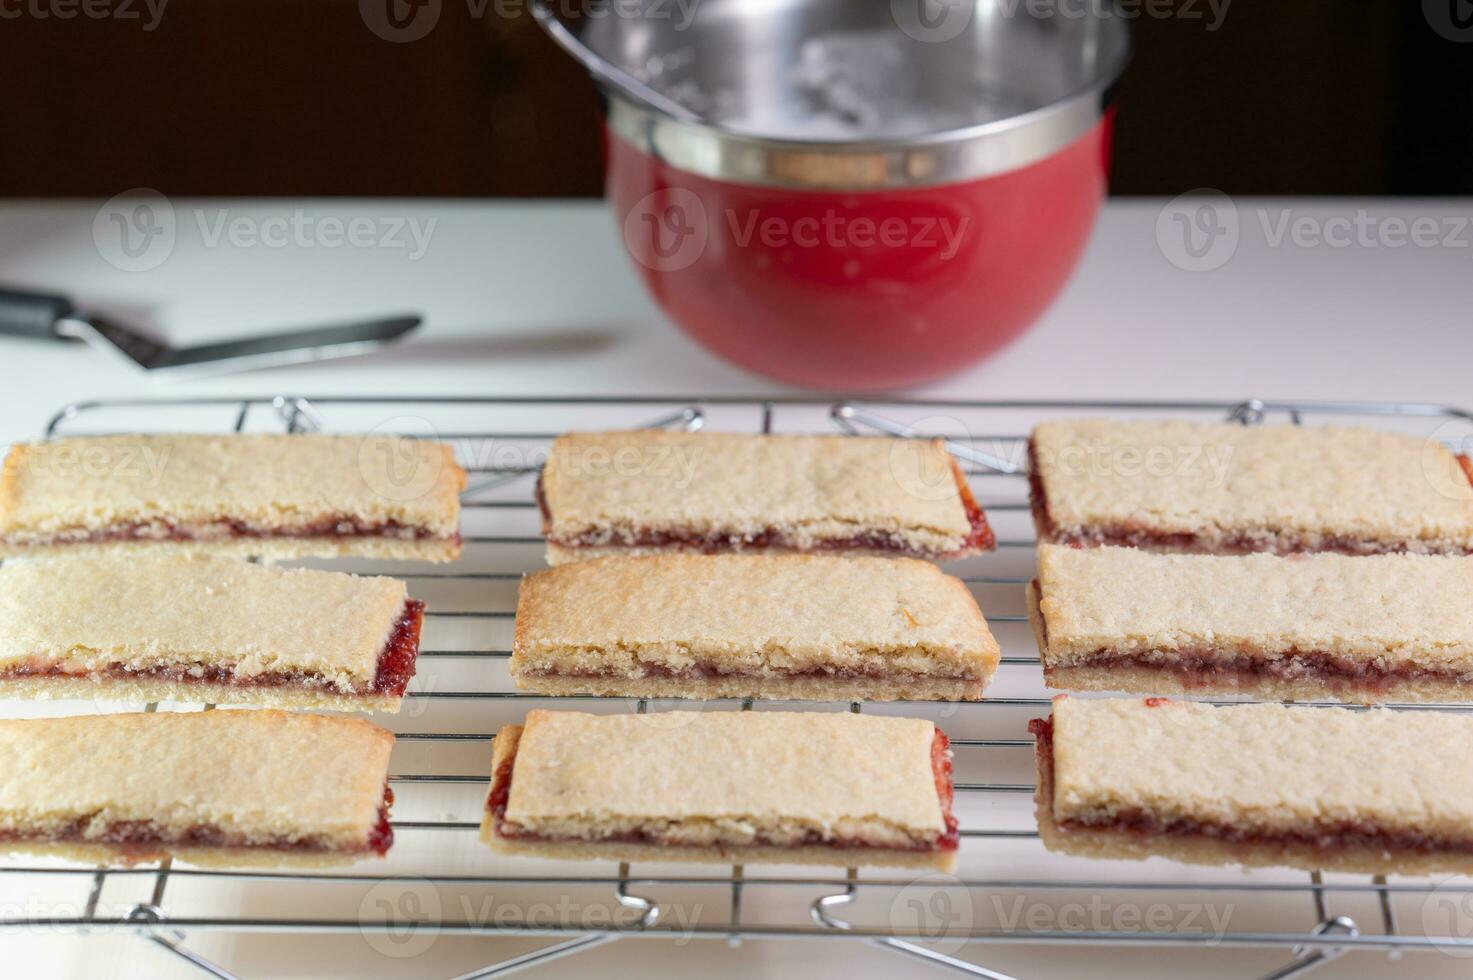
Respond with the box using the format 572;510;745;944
521;664;977;683
949;457;996;554
488;729;959;853
0;785;395;860
1052;648;1472;694
7;518;458;548
931;729;960;852
1028;442;1473;556
367;786;396;856
0;600;424;697
537;463;994;559
1030;715;1473;855
373;600;425;695
1065;808;1473;854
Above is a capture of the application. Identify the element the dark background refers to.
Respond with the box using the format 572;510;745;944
3;0;1470;197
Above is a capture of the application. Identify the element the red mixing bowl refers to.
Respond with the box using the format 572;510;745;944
538;1;1131;390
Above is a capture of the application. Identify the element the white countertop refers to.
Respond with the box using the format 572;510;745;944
1;197;1471;980
2;197;1472;444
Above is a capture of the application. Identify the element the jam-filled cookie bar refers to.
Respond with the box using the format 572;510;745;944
510;554;1000;701
482;710;959;869
1031;696;1473;875
1029;545;1473;703
0;433;465;561
1030;419;1473;555
0;555;423;711
0;710;395;867
538;431;993;564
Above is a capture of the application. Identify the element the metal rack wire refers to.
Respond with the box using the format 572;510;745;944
5;394;1473;980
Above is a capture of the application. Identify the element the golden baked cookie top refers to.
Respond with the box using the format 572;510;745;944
1032;419;1473;550
513;553;998;677
0;709;393;849
499;709;946;846
0;433;464;538
0;554;411;688
540;431;986;556
1048;697;1473;841
1034;545;1473;670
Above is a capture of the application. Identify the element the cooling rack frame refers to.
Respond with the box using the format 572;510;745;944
5;393;1473;980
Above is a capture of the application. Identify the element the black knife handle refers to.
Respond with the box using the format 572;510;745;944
0;287;74;340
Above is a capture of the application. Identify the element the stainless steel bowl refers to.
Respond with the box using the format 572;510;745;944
534;0;1131;190
535;0;1133;389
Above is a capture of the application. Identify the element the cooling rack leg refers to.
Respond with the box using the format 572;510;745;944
141;929;243;980
1228;399;1267;425
459;405;704;497
870;938;1020;980
828;402;1016;472
810;876;1019;980
728;863;745;949
1254;916;1359;980
449;865;662;980
81;868;106;927
446;934;621;980
1372;874;1400;961
126;905;241;980
271;395;324;433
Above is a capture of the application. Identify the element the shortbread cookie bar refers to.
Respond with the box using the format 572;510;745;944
0;433;465;561
0;555;423;711
482;710;958;869
511;554;1000;701
1028;545;1473;703
1029;419;1473;555
0;710;395;867
1031;696;1473;875
538;431;993;564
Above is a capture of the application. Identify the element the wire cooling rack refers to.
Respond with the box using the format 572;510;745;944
6;394;1473;980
